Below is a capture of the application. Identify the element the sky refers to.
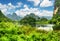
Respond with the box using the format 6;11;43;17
0;0;55;17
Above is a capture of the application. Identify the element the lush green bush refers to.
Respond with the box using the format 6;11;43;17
53;24;60;30
0;22;60;41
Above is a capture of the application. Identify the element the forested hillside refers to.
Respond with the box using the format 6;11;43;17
20;13;48;27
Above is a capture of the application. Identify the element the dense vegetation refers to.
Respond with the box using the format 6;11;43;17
0;22;60;41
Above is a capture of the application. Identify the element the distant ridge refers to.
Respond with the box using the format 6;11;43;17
7;13;22;20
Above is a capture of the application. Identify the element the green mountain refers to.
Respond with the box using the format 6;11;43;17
0;10;11;22
20;13;40;26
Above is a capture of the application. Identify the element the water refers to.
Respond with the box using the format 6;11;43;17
36;24;54;31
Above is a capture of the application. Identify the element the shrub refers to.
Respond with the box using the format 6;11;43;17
53;24;60;30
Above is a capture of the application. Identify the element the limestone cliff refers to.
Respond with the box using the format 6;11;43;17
53;0;60;15
54;7;59;15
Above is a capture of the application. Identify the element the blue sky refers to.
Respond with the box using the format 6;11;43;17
0;0;55;17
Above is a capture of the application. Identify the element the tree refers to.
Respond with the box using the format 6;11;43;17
55;0;60;7
40;17;48;21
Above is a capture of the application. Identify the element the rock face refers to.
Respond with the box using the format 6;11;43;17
54;7;59;15
53;0;60;15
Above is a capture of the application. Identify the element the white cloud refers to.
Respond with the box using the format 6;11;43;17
0;3;8;15
0;2;53;17
28;0;40;6
8;3;16;9
8;2;22;9
15;4;53;17
8;3;12;6
24;4;28;8
15;4;40;17
37;10;53;17
0;3;7;10
0;2;22;15
16;2;22;8
40;0;53;7
28;0;53;7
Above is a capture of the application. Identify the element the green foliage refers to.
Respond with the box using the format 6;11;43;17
53;24;60;30
0;36;9;41
55;0;60;7
48;19;57;24
37;17;48;24
0;22;60;41
40;17;48;21
50;13;60;30
49;13;60;24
